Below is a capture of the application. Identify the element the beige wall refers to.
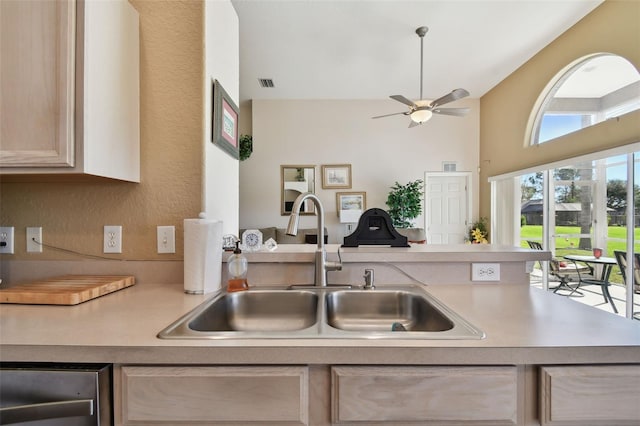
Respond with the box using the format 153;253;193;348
0;0;206;261
479;0;640;219
241;98;480;243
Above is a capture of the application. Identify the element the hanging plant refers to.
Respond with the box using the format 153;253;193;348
239;134;253;161
385;179;424;228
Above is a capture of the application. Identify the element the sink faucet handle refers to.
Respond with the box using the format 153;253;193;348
325;260;342;272
363;269;375;290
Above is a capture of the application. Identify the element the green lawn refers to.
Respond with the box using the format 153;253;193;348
521;225;640;284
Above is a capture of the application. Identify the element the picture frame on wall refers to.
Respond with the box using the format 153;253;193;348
321;164;352;189
212;79;239;159
336;191;366;217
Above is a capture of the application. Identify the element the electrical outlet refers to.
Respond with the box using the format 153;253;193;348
26;227;43;253
471;263;500;281
157;225;175;254
104;225;122;253
0;227;15;254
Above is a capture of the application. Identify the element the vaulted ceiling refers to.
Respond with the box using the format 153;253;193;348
231;0;604;104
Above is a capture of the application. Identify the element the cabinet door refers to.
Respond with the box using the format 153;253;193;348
0;0;75;167
540;365;640;425
119;366;309;425
331;365;519;425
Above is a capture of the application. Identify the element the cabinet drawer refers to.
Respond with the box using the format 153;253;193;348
331;365;519;425
120;366;308;425
540;365;640;425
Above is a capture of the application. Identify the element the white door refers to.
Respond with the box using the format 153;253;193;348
425;173;470;244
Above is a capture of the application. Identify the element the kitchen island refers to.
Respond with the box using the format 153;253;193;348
1;277;639;425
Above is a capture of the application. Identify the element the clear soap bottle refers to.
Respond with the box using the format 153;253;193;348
227;242;249;292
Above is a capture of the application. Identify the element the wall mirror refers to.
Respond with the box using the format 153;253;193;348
281;165;316;215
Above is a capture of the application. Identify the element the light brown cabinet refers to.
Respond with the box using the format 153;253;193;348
331;366;520;425
115;364;640;426
116;365;523;426
540;365;640;425
0;0;139;182
118;366;309;425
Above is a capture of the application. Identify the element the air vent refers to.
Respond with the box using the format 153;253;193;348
443;161;457;172
258;78;274;88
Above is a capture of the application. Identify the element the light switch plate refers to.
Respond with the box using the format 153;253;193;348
157;225;175;254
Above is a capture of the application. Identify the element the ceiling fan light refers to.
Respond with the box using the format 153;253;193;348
410;109;433;123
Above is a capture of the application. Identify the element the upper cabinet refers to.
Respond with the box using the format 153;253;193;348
0;0;140;182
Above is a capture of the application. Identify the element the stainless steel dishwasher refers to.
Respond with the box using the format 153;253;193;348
0;363;111;425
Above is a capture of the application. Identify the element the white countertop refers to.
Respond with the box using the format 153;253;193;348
228;243;551;263
1;282;638;365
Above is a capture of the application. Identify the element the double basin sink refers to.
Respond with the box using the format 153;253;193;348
158;285;484;340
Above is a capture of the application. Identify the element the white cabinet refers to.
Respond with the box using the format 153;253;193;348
118;366;309;425
540;365;640;425
0;0;139;182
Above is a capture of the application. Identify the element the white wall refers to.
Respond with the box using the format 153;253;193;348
240;98;480;243
203;0;239;235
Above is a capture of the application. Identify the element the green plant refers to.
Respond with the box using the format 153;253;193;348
239;134;252;161
385;179;424;228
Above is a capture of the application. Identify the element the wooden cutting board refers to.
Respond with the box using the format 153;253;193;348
0;275;136;305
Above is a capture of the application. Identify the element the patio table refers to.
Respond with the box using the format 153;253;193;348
563;254;618;313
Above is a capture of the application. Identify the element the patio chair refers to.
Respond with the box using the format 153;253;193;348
614;251;640;319
567;256;617;312
526;240;585;295
548;259;586;296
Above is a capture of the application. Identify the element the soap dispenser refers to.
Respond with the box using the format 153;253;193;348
227;241;249;292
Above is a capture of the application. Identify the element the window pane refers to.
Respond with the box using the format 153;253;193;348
531;54;640;145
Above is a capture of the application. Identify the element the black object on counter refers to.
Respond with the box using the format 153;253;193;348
342;208;409;248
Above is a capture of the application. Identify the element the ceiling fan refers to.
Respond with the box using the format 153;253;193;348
373;26;470;127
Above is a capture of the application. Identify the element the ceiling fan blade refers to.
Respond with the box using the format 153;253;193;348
432;107;470;117
429;88;470;108
372;111;409;119
390;95;417;108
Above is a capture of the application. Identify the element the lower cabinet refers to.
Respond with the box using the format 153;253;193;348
118;366;309;425
116;364;522;426
331;366;520;425
540;365;640;426
116;364;640;426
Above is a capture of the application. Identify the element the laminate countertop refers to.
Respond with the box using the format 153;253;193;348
1;282;638;365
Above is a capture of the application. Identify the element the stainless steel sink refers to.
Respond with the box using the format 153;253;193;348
325;290;454;332
189;290;318;332
159;290;319;339
158;285;484;340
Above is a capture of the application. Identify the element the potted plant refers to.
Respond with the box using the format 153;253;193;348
468;217;489;244
239;134;252;161
386;179;424;228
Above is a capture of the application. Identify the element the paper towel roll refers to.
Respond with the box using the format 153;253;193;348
183;215;223;294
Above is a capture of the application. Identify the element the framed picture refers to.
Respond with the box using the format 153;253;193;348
322;164;352;189
336;191;366;217
212;79;239;159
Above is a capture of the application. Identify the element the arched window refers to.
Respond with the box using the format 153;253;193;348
527;53;640;145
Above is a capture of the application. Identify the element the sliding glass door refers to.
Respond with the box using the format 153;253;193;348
493;148;639;319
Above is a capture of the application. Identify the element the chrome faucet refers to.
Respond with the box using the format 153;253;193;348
286;192;342;286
